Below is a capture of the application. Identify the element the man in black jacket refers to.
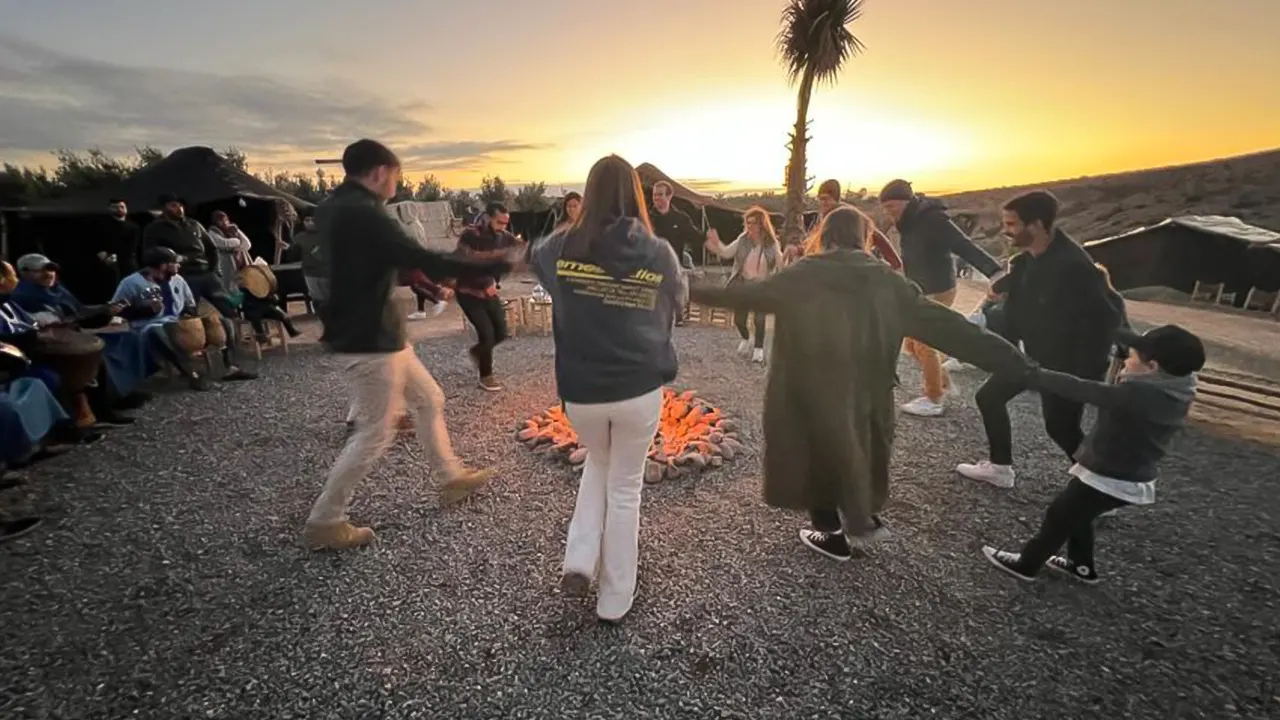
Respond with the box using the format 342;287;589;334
649;180;702;325
304;139;511;551
957;190;1124;489
879;179;1005;417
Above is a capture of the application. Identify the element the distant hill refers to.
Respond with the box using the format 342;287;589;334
935;149;1280;248
715;149;1280;255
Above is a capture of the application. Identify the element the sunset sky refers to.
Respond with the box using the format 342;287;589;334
1;0;1278;194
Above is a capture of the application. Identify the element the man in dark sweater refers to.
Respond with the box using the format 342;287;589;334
106;198;141;277
453;202;524;391
957;190;1124;488
983;324;1204;585
879;179;1005;417
649;180;702;325
304;139;511;551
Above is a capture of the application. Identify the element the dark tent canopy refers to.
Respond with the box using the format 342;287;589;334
1084;215;1280;303
2;146;315;301
634;162;818;261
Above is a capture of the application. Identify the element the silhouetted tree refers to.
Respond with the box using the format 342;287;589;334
415;175;444;201
479;175;510;205
513;182;549;211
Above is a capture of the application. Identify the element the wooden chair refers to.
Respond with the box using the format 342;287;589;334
235;317;289;360
1190;281;1224;304
687;303;733;328
1243;288;1280;315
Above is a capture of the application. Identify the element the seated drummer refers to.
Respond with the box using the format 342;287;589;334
8;254;146;423
237;268;302;345
0;268;105;443
112;248;256;389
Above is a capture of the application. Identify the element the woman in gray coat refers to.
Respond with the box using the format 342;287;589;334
704;206;781;363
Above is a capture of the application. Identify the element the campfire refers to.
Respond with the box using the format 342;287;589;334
516;388;744;484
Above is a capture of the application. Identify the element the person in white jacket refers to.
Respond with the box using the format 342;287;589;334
208;211;253;293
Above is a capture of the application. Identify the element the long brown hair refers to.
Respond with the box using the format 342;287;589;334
811;205;875;254
742;206;780;250
562;155;652;259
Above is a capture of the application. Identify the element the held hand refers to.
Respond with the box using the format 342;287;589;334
705;228;721;249
438;286;455;301
149;299;164;313
107;302;126;316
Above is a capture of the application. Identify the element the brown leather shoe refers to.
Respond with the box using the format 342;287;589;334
303;521;375;550
439;467;495;505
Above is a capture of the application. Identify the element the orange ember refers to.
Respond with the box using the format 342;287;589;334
516;388;744;483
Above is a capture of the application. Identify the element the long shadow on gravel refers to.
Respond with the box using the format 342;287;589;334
2;327;1278;720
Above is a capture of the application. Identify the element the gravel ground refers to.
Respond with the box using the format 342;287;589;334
2;324;1279;719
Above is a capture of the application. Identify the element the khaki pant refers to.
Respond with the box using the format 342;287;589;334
903;287;958;402
308;346;462;527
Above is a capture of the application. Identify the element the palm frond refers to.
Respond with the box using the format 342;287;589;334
776;0;867;86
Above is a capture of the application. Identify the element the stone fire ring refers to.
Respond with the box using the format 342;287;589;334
515;388;745;484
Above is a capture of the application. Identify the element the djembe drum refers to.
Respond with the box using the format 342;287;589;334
169;316;207;355
237;264;278;300
29;329;105;427
196;300;226;349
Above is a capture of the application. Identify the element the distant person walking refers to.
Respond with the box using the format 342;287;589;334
879;179;1005;417
304;139;507;551
956;190;1125;489
648;180;702;325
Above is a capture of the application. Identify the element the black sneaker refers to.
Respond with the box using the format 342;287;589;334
799;528;852;562
848;515;891;549
0;516;43;544
116;391;152;410
188;375;213;392
981;546;1037;582
1044;555;1100;585
94;411;136;428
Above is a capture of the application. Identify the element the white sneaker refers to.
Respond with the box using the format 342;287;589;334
942;357;973;372
900;396;945;417
736;339;752;356
751;348;765;364
957;460;1015;488
431;302;447;317
407;311;428;321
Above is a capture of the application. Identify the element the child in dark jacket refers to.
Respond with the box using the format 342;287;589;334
982;324;1205;585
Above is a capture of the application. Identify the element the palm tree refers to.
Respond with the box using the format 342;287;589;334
776;0;867;248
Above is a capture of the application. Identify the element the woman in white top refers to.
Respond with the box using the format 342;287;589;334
207;211;252;293
704;206;781;363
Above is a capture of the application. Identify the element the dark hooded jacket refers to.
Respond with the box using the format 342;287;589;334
1031;368;1196;483
896;195;1002;294
998;228;1124;375
531;217;687;404
689;249;1028;533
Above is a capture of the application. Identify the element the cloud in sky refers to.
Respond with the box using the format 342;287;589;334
0;34;543;171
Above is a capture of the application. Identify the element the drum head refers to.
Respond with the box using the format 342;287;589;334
237;265;275;299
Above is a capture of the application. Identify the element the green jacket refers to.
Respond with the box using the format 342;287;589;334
689;249;1029;533
317;180;507;354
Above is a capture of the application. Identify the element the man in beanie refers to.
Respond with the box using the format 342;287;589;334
879;179;1003;417
982;324;1204;585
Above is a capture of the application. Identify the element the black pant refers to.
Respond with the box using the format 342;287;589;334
735;309;767;349
1013;478;1127;575
457;294;507;378
976;366;1102;466
242;295;297;338
809;508;842;533
142;325;197;377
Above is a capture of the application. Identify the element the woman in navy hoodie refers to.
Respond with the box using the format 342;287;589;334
530;155;687;623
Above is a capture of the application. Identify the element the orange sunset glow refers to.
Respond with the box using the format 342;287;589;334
1;0;1278;192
